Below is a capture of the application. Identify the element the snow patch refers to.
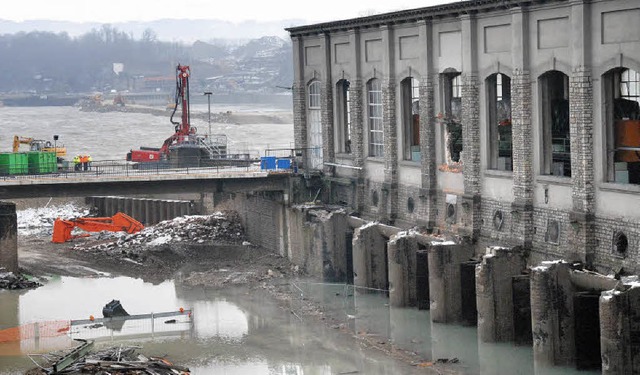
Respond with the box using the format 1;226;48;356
17;203;89;236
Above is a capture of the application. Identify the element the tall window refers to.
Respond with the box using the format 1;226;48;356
308;81;323;169
336;79;351;153
368;78;384;157
487;73;512;171
603;68;640;184
402;77;420;161
540;71;570;177
442;73;462;163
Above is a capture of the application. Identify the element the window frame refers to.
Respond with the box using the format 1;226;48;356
368;78;384;158
539;70;571;177
486;73;512;171
401;77;420;161
335;79;351;154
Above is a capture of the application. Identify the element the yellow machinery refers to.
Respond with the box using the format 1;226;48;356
12;135;67;157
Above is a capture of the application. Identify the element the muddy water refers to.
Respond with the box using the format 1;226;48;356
0;277;424;374
296;282;600;375
1;104;293;161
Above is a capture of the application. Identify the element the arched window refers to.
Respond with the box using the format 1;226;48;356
368;78;384;157
441;72;462;163
487;73;512;171
336;79;351;153
401;77;420;161
540;70;570;177
308;81;323;169
603;67;640;184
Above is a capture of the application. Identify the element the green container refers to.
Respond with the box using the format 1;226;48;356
0;153;28;175
27;152;56;174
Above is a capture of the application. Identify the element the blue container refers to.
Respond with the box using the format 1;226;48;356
276;158;291;169
260;156;276;170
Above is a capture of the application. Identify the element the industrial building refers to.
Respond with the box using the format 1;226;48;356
285;0;640;372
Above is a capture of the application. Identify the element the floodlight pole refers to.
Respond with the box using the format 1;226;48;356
203;92;212;137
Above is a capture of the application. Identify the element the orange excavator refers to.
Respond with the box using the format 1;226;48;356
52;212;144;243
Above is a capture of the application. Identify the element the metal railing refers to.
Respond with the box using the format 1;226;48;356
0;156;264;182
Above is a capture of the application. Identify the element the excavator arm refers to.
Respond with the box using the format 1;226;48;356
52;212;144;243
12;136;33;153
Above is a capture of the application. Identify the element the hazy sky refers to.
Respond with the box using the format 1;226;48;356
3;0;450;23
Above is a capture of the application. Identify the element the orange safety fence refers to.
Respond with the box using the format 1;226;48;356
0;320;71;343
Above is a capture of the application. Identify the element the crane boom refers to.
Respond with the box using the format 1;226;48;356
52;212;144;243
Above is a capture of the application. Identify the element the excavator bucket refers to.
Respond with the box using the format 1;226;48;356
52;213;144;243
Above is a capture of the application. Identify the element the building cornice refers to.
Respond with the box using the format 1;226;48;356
286;0;567;36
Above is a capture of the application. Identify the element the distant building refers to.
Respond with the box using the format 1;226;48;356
286;0;640;273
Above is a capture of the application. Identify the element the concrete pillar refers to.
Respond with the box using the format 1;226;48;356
476;246;528;343
352;223;388;292
427;241;473;323
388;233;418;308
0;201;18;273
531;261;575;368
600;287;640;375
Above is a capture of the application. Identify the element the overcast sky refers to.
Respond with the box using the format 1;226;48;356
3;0;451;23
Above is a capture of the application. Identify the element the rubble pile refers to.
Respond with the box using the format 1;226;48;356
72;211;245;256
0;268;42;289
28;342;189;374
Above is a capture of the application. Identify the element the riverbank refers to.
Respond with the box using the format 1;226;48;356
14;204;455;375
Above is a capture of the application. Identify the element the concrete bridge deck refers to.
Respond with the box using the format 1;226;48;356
0;166;292;199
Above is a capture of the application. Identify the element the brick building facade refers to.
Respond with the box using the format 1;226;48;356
287;0;640;274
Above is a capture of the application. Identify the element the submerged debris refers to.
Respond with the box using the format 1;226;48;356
28;341;189;374
71;211;245;255
0;268;42;289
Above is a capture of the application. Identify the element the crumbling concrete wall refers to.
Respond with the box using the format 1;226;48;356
428;241;474;323
600;286;640;375
476;246;528;343
353;223;388;292
0;201;18;273
531;261;575;367
388;232;418;307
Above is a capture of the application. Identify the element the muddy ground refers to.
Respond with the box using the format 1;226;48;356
16;221;457;375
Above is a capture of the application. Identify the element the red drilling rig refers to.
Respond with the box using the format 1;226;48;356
126;65;227;167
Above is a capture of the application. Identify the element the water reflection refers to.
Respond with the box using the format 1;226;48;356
0;277;424;375
295;282;600;375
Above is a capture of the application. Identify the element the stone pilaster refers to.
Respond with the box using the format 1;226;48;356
419;76;437;230
511;69;534;250
382;78;398;223
568;67;595;267
461;73;481;240
350;80;365;214
322;33;335;175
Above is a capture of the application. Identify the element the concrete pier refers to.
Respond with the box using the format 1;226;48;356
600;286;640;375
388;232;418;307
0;201;18;273
476;246;527;342
531;261;575;367
353;223;388;292
427;241;474;323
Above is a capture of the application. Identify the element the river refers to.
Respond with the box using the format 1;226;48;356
0;103;294;161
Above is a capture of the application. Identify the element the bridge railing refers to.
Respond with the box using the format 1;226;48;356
0;156;263;181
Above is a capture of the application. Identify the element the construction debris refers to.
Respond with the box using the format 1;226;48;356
28;341;190;374
0;268;42;289
71;211;245;256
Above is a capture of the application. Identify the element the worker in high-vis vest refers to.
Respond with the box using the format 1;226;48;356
73;155;81;171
